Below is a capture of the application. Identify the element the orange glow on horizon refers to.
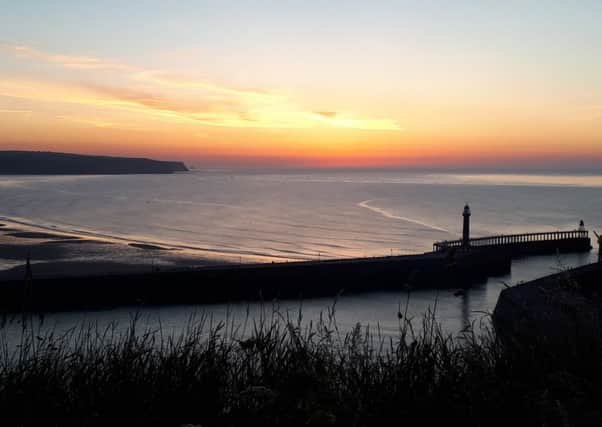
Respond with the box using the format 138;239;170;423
1;41;601;170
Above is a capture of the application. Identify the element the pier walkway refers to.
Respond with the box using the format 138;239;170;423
433;230;591;253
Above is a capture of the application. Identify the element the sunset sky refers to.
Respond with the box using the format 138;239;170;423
1;1;601;169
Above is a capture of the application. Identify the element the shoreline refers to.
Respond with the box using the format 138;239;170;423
0;219;225;280
0;215;321;269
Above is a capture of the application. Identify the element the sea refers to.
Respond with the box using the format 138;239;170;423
0;170;600;340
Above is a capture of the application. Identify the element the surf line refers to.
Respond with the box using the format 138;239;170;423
357;199;451;234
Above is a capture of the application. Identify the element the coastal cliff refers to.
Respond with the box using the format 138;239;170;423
0;151;188;175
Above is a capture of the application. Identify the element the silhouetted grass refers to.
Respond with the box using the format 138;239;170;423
0;301;601;427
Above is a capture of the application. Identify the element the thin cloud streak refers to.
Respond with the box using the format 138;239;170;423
312;111;402;131
57;115;147;131
133;70;282;102
0;42;402;132
0;42;132;71
0;77;401;131
0;42;276;101
84;83;231;114
0;109;31;114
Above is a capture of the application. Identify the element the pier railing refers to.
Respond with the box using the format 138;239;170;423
433;230;589;252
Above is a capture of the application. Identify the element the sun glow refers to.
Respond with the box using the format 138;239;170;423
1;0;601;171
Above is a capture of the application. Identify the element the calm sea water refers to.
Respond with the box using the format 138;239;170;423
0;171;600;338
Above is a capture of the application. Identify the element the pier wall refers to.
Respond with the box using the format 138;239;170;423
0;230;592;312
0;249;511;312
434;231;591;254
479;237;591;257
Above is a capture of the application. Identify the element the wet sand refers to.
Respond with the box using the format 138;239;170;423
6;231;81;240
128;243;171;251
0;222;221;280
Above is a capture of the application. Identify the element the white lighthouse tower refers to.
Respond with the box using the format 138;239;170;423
462;204;471;248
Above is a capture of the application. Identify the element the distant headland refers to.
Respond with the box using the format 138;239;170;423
0;151;188;175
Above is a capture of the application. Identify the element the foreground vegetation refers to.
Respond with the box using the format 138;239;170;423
0;303;601;427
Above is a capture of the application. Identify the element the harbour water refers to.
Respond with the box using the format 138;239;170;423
0;171;600;338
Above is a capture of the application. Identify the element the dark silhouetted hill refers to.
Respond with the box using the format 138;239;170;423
0;151;188;175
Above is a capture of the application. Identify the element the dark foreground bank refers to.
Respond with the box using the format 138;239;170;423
2;295;602;427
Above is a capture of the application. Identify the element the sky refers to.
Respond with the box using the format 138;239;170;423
0;0;601;170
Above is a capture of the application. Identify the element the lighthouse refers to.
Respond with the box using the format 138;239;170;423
462;204;471;248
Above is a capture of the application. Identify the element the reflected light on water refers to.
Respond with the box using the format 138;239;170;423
450;174;602;188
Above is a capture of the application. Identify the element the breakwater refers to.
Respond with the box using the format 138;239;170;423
0;222;593;312
0;249;510;312
434;230;591;254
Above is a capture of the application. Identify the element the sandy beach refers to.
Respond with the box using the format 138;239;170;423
0;221;221;281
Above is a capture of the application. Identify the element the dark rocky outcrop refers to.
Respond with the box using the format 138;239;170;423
0;151;188;174
493;262;602;347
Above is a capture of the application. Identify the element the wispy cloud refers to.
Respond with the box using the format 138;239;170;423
0;42;402;132
0;42;132;71
133;70;281;102
57;115;147;131
0;109;31;114
315;111;338;118
313;111;402;131
84;83;230;114
0;79;217;117
0;77;401;131
58;115;119;128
